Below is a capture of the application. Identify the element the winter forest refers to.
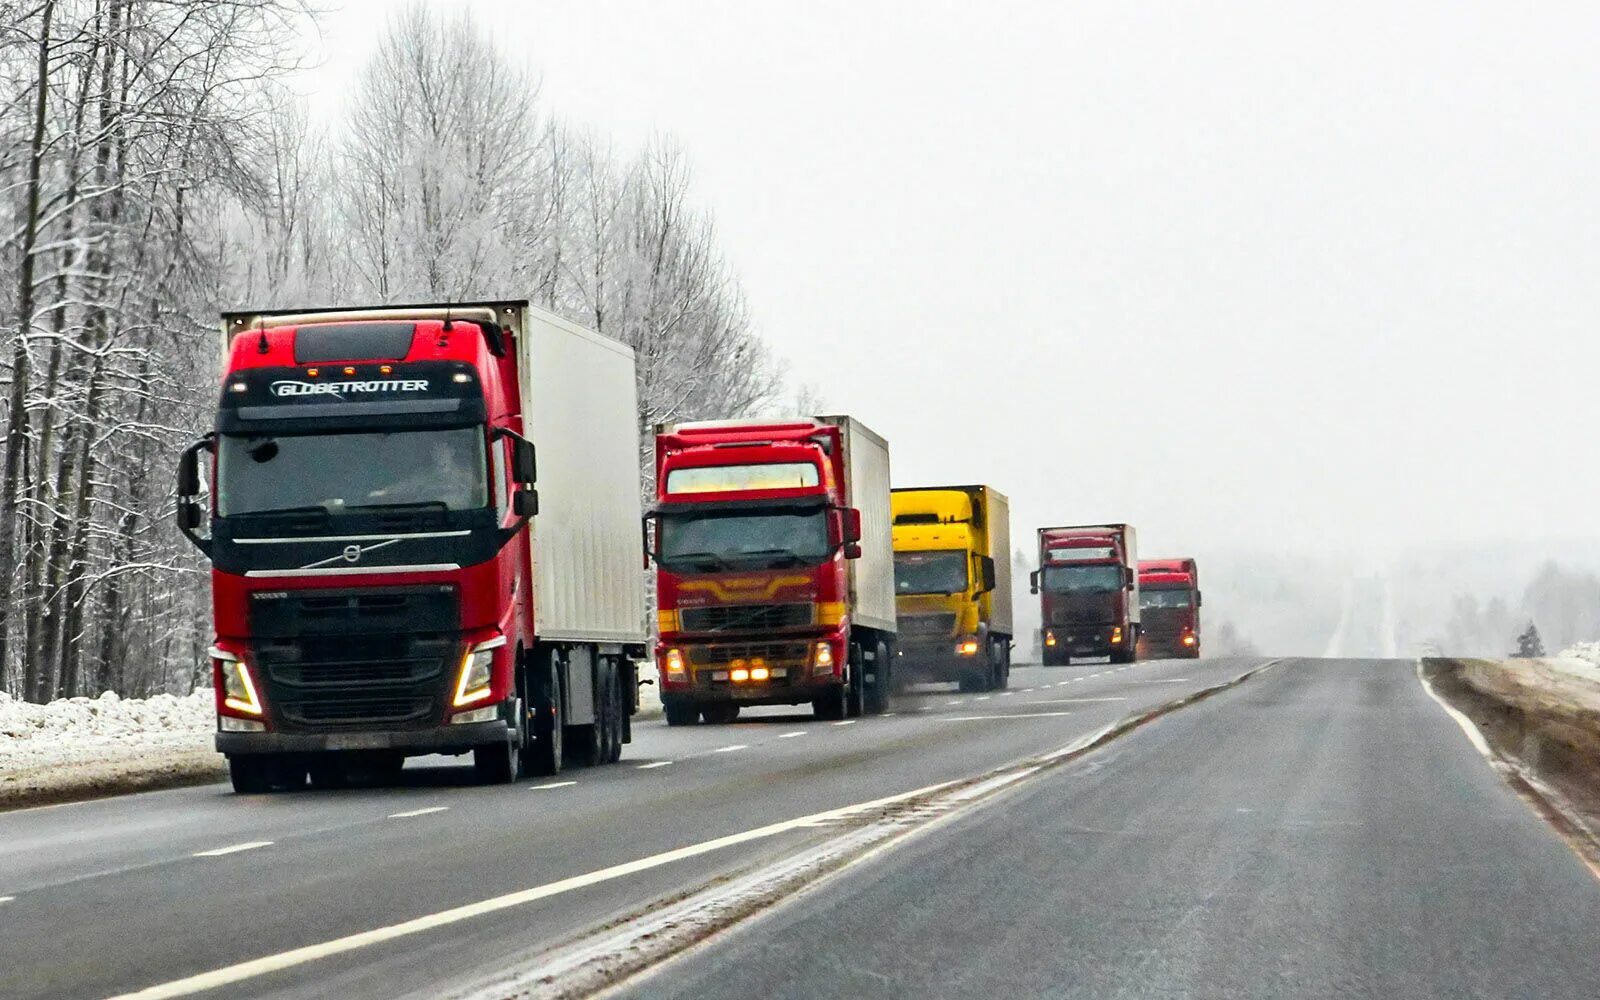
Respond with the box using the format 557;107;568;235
0;1;780;702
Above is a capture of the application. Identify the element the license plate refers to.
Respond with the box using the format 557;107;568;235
325;733;388;751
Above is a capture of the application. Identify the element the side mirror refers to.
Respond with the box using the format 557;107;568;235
178;446;201;497
1125;566;1136;588
977;556;997;594
512;438;536;485
843;507;862;545
513;490;538;517
175;436;214;555
1197;591;1204;608
843;541;862;560
1029;569;1040;595
642;513;659;568
178;501;204;532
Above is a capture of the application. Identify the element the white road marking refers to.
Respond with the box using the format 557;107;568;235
942;711;1073;721
713;744;748;752
999;692;1015;697
945;699;965;706
387;807;449;819
915;706;933;712
974;696;991;702
193;841;273;858
1132;678;1190;684
1415;660;1492;757
777;731;807;738
530;781;577;789
0;895;14;904
104;778;964;1000
636;761;673;770
832;720;856;727
1027;697;1127;704
1055;681;1070;687
880;712;897;717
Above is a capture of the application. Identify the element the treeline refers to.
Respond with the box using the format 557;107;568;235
0;1;778;702
1436;562;1600;658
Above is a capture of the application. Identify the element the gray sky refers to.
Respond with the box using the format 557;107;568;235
301;0;1600;562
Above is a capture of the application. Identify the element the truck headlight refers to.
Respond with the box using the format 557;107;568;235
664;647;687;679
811;640;835;675
1045;632;1057;647
454;639;504;708
219;658;263;716
1111;626;1124;644
956;639;979;656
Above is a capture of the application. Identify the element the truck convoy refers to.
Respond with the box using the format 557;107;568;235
1138;558;1202;658
176;301;648;793
891;485;1013;691
649;416;897;723
1032;523;1140;665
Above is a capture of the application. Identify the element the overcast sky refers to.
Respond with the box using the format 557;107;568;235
299;0;1600;563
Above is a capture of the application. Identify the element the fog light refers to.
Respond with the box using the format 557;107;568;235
1111;626;1124;644
451;705;499;724
1045;632;1057;647
1182;633;1197;647
957;640;979;656
219;716;265;733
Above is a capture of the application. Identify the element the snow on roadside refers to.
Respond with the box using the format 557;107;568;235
0;688;214;774
1557;642;1600;675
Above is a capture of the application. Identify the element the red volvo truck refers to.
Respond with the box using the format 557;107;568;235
648;417;897;723
1031;523;1140;665
176;302;647;793
1137;558;1202;658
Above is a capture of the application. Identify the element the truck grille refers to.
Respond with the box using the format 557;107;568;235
689;641;811;669
680;603;814;632
899;613;957;637
249;586;460;730
1052;607;1112;626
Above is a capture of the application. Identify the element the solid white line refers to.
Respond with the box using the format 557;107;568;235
387;807;448;819
105;778;963;1000
777;731;807;738
832;720;856;727
636;761;673;770
713;744;748;752
193;841;273;858
942;711;1073;721
1415;660;1492;757
530;781;577;790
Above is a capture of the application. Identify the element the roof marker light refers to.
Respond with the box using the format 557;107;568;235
452;373;472;384
306;368;319;377
380;365;393;375
343;366;356;376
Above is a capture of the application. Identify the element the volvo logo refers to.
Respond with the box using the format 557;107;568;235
343;545;362;563
298;538;402;571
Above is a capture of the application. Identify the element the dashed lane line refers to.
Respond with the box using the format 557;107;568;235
193;842;273;858
832;720;857;727
388;807;449;819
777;731;807;738
531;781;578;790
712;744;748;753
636;762;673;770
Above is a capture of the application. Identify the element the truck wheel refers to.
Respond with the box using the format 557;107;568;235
664;702;700;726
528;653;564;777
994;641;1010;690
474;736;521;784
813;686;846;720
307;754;348;790
701;703;740;725
228;755;276;794
605;670;625;763
864;642;890;715
845;646;865;718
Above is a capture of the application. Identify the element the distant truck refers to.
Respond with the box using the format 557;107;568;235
177;302;648;792
1031;523;1140;665
891;485;1013;691
1138;559;1202;658
648;416;897;722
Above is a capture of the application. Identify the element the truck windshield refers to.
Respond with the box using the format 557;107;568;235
658;507;830;571
1042;564;1124;593
1141;588;1192;609
216;428;488;516
894;550;968;595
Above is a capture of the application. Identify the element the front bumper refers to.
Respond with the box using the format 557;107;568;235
896;638;983;681
215;719;511;756
1043;626;1129;658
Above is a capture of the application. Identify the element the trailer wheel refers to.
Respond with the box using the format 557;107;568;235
664;701;700;726
527;652;564;777
864;642;891;715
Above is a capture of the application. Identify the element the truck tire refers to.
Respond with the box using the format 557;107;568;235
664;702;700;726
863;641;890;715
845;646;866;719
605;670;625;763
474;736;521;784
228;755;278;794
813;685;846;720
527;653;564;777
701;703;740;725
994;640;1010;690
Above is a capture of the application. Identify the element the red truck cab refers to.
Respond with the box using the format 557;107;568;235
1137;558;1202;658
1031;523;1140;665
648;418;895;723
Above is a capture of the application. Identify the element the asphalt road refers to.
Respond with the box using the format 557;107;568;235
626;658;1600;1000
0;656;1250;1000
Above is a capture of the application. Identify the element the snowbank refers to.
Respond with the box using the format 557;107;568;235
1556;642;1600;675
0;688;214;771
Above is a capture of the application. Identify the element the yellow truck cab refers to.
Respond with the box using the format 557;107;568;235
891;486;1012;691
